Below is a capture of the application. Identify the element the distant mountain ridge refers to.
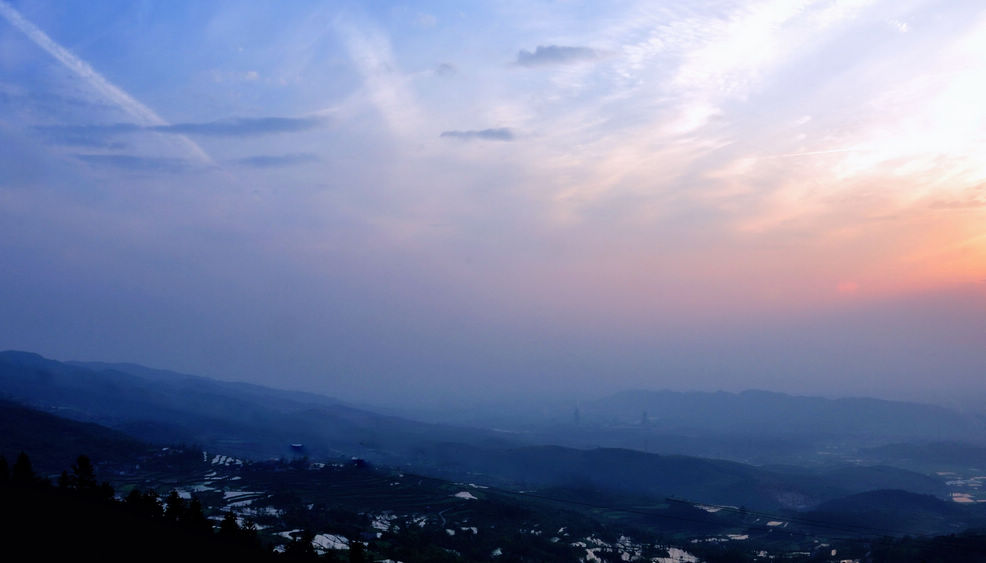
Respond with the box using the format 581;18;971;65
0;350;973;512
581;388;985;442
0;350;514;462
409;442;948;511
67;359;347;412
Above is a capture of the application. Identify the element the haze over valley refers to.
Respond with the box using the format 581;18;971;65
2;0;986;560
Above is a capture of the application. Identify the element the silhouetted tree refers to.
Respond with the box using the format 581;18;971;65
72;454;97;489
0;455;8;486
141;490;163;518
12;451;35;486
283;529;317;559
239;518;260;547
219;511;242;540
124;488;164;519
165;490;187;522
58;469;72;489
97;480;114;500
125;488;144;509
184;497;212;534
349;539;366;563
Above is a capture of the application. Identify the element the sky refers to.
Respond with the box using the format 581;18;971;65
1;0;985;409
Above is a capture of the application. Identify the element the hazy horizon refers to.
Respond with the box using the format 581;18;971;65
2;1;984;410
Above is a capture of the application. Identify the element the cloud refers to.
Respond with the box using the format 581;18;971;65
34;124;139;147
0;1;210;163
35;116;325;146
234;153;319;168
35;128;128;149
334;17;422;137
74;154;192;173
0;87;114;113
515;45;599;67
151;116;326;137
440;128;514;141
930;199;986;210
435;63;457;76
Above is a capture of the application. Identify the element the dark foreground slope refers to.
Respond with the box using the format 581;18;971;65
0;398;148;474
0;480;273;562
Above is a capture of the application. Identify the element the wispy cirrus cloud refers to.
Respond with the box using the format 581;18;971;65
334;15;422;137
515;45;600;67
0;0;210;163
440;128;514;141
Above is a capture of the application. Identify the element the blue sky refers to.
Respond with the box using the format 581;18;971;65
1;0;985;408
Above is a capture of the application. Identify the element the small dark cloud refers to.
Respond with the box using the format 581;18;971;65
34;125;130;149
440;128;514;141
930;199;986;209
234;153;319;168
2;90;115;113
74;154;191;173
435;63;457;76
516;45;599;67
48;135;127;149
35;123;140;142
36;116;325;145
151;116;326;137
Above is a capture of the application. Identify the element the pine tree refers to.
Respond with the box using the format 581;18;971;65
218;510;240;539
165;490;187;522
11;451;35;486
184;497;212;534
72;455;98;490
284;530;317;559
142;490;164;519
349;538;366;563
125;488;143;509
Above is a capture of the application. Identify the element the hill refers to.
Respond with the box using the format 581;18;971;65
0;398;149;474
0;351;958;513
804;489;985;536
582;389;984;442
0;350;513;462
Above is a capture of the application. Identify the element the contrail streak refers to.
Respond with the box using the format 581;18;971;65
0;1;211;163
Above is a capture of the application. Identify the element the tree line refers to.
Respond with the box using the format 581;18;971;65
0;451;349;561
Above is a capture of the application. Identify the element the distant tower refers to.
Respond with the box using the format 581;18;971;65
573;406;581;425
